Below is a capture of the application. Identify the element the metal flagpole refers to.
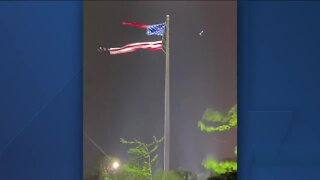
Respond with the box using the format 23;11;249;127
164;14;170;171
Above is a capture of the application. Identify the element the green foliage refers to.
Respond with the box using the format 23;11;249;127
207;171;237;180
104;176;112;180
119;136;164;180
153;170;184;180
198;105;238;175
109;169;195;180
198;105;237;132
203;157;237;175
108;170;147;180
153;170;197;180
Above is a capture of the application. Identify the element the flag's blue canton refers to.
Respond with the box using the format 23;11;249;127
146;23;165;36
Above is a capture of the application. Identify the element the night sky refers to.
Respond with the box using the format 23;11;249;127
84;1;236;178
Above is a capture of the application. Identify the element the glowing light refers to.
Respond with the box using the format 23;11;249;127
112;161;120;170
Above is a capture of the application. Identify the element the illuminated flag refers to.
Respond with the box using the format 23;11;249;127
108;41;162;55
122;21;165;36
108;21;166;55
107;15;171;171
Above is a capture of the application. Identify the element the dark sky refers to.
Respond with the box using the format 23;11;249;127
84;1;236;178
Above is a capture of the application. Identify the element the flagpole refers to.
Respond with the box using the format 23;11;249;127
164;14;170;172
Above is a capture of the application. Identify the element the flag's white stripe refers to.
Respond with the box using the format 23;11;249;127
109;43;162;53
109;44;162;55
108;41;162;55
109;41;162;51
109;43;162;52
109;40;162;50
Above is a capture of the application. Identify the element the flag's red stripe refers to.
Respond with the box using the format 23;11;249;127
109;42;161;51
110;46;162;55
109;41;162;51
122;21;149;29
109;44;162;55
108;41;162;55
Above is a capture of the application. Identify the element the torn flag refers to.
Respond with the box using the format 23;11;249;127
108;41;162;55
108;21;166;55
122;21;165;36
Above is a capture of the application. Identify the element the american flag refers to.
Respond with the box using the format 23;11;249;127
108;21;165;55
108;41;162;55
122;21;165;36
146;23;165;36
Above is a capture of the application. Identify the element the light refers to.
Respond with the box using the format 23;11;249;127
111;161;120;170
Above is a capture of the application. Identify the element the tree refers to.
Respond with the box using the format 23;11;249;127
198;105;237;132
118;136;164;180
197;105;237;175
